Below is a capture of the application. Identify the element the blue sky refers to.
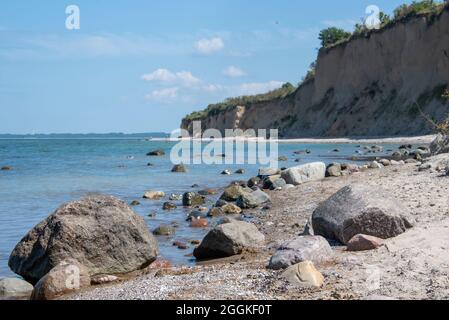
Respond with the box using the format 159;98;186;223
0;0;412;133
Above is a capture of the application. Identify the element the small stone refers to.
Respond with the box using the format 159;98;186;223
187;211;207;221
190;218;208;228
247;176;262;188
169;194;182;201
143;191;165;200
198;188;218;196
221;203;243;214
278;156;288;162
235;169;245;174
162;202;177;210
171;164;188;173
146;149;165;156
173;241;189;250
369;161;383;169
281;261;324;288
130;200;141;206
153;225;175;236
91;275;119;285
182;192;206;207
221;169;232;175
146;259;172;270
1;166;12;171
208;207;225;217
326;163;342;177
346;234;384;251
236;189;271;209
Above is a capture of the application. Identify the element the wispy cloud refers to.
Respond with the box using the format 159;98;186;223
145;87;179;101
194;37;224;54
223;66;246;78
0;33;189;59
141;68;200;87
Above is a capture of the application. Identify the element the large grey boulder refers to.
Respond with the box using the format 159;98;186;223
281;162;326;185
236;189;271;209
268;236;333;270
312;184;413;244
0;277;33;298
429;134;449;155
193;221;265;260
9;195;159;283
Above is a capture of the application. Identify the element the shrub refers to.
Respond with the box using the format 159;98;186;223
318;27;352;48
394;0;442;20
300;62;316;84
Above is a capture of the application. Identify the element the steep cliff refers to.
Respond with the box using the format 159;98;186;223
181;6;449;138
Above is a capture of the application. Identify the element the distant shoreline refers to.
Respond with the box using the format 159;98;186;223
168;135;436;145
0;134;436;145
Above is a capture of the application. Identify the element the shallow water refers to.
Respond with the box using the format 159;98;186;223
0;137;400;278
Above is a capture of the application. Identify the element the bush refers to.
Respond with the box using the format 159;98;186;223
300;62;316;84
394;0;442;20
318;27;352;48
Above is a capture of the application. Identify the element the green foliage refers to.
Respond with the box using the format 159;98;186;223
394;0;443;20
300;62;316;85
318;27;352;48
353;1;446;37
183;83;297;122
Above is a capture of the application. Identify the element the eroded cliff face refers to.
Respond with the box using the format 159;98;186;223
182;9;449;138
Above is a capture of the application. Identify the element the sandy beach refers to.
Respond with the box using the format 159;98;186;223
64;152;449;300
157;135;436;145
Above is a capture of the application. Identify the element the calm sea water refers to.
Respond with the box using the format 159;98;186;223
0;138;399;278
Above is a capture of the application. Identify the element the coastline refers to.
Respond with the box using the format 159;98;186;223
156;135;436;145
65;154;449;300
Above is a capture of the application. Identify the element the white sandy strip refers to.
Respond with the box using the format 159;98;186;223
148;135;436;145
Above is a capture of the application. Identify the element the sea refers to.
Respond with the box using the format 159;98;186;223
0;134;401;278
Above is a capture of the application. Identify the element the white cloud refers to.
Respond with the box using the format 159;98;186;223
194;37;224;54
175;71;201;87
145;87;179;100
223;66;246;78
141;68;177;82
141;69;200;87
202;84;225;93
0;33;190;59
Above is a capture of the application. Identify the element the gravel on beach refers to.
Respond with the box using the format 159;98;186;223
66;162;449;300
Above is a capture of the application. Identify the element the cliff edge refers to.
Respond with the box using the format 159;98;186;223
181;6;449;138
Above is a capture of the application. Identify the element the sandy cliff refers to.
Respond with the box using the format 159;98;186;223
182;8;449;138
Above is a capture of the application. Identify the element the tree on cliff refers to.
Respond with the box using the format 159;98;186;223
318;27;351;48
